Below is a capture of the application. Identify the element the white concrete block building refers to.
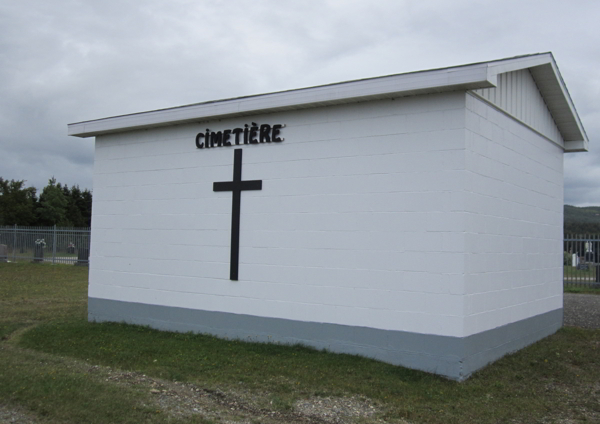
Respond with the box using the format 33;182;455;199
69;53;588;380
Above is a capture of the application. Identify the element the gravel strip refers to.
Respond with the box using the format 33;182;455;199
563;293;600;329
0;403;40;424
99;367;385;423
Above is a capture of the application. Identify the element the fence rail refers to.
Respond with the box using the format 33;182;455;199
1;228;599;285
564;234;600;288
0;225;91;266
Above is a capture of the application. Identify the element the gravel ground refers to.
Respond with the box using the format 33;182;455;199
563;293;600;329
82;367;392;424
0;405;39;424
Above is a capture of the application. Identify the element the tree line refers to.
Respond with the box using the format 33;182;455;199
1;182;596;232
0;177;92;227
564;205;600;234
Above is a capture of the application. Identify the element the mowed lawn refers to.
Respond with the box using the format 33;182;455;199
1;262;599;424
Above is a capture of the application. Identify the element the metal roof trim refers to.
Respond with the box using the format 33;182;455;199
68;53;588;149
68;64;495;138
481;52;587;147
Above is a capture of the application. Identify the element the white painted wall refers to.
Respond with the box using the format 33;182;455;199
463;93;564;336
89;87;565;340
90;92;469;338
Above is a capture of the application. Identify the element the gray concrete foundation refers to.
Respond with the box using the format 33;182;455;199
88;298;562;381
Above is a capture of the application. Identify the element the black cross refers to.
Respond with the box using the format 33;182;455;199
213;149;262;280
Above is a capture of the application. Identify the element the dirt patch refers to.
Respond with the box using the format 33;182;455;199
294;395;391;423
0;403;41;424
93;366;393;423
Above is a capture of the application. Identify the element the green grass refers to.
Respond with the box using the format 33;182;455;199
564;264;596;279
564;285;600;294
0;262;88;339
563;264;600;293
2;262;600;423
3;247;79;260
0;347;184;424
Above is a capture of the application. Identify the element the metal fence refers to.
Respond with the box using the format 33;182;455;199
564;234;600;288
0;225;91;265
1;227;599;285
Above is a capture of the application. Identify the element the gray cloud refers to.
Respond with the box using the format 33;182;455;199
0;0;598;204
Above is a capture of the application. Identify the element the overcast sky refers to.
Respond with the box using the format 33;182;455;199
1;0;598;206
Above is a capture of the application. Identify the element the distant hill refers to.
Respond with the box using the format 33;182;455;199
564;205;600;234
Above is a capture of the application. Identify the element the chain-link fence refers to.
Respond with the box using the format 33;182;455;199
0;225;91;266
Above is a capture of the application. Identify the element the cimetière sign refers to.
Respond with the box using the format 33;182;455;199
196;123;285;149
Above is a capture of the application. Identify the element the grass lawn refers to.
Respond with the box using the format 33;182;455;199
1;262;599;423
564;263;596;280
564;285;600;294
563;264;600;294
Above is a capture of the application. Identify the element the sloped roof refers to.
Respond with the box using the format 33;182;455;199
68;53;588;151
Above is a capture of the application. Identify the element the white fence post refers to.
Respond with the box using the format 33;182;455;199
52;224;57;265
13;224;17;262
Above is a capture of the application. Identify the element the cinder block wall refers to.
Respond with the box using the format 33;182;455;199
89;89;563;379
90;91;468;336
463;93;564;336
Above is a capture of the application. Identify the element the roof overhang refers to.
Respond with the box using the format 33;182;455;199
68;53;588;152
482;53;588;151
